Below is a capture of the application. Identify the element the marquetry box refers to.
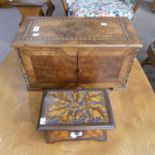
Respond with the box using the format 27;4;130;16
13;17;142;90
38;89;115;143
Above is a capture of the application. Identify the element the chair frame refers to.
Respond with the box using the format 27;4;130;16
141;41;155;68
0;0;55;16
61;0;143;16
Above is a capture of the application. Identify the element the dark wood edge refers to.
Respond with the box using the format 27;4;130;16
141;42;155;67
38;124;115;131
37;89;116;131
46;0;55;16
37;90;47;130
147;45;155;68
9;4;43;7
7;1;47;7
104;89;116;129
61;0;68;16
121;49;138;87
133;0;143;13
28;87;124;91
12;17;31;47
0;3;13;8
16;49;32;89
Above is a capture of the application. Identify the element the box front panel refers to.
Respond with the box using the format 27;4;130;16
78;47;137;89
19;47;78;89
46;130;107;143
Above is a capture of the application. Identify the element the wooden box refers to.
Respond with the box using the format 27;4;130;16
13;17;142;90
38;89;115;143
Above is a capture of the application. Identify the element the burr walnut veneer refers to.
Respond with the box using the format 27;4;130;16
13;17;142;90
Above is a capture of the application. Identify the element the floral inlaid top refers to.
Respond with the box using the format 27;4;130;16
38;89;115;131
45;91;109;125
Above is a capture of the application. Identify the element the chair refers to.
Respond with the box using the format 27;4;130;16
0;0;55;17
61;0;143;20
141;41;155;68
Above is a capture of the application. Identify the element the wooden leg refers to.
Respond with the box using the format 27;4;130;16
141;44;155;68
152;0;155;11
46;0;55;16
148;44;155;68
141;56;150;66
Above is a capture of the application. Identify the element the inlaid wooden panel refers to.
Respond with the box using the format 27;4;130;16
18;47;137;89
13;17;142;47
19;47;78;88
38;90;115;131
78;48;136;88
45;130;107;143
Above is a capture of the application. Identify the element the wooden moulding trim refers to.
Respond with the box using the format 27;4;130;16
38;124;116;131
13;44;143;48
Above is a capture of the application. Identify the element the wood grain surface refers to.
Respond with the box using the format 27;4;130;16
0;49;155;155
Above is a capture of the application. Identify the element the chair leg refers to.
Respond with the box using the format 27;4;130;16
46;0;55;16
148;44;155;68
141;56;150;66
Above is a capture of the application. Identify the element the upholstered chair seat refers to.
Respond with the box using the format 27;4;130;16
65;0;137;20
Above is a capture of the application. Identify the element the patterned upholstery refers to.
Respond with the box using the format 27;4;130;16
66;0;136;8
66;0;134;20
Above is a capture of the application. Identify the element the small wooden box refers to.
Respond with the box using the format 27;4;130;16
38;89;115;143
13;17;142;90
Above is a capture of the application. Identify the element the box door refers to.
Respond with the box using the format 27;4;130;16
19;47;78;89
78;48;136;89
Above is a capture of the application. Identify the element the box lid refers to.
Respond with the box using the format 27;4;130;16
38;89;115;131
13;17;142;48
